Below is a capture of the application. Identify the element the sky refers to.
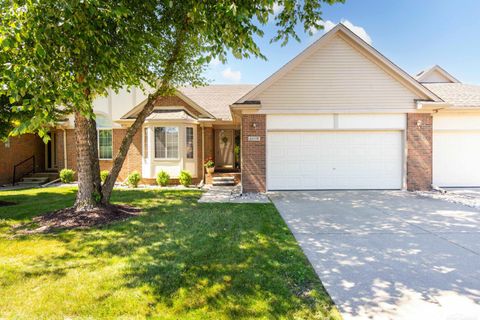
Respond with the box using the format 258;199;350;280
204;0;480;85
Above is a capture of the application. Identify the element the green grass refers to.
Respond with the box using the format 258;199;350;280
0;186;340;319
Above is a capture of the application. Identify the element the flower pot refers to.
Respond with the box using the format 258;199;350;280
206;167;215;175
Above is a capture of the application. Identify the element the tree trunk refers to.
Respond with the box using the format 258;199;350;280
74;111;102;211
101;94;158;203
101;25;188;204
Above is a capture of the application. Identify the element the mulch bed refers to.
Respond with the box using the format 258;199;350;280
0;200;17;207
15;204;142;234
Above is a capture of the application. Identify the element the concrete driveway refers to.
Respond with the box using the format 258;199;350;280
270;191;480;320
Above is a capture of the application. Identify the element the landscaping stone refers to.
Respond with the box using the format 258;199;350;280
416;188;480;210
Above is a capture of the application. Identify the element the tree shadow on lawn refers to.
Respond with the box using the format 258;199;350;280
27;189;338;319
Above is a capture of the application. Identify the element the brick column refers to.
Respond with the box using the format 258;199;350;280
241;114;266;193
407;113;432;191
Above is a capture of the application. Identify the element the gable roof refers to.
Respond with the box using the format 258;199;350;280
415;65;460;83
120;91;215;120
178;85;255;120
424;83;480;108
146;109;197;121
235;23;441;104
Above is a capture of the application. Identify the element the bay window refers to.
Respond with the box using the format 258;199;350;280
155;127;179;159
186;127;194;159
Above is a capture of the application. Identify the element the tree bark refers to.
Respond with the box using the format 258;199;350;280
74;111;102;211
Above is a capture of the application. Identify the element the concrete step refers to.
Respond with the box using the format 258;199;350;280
30;172;58;178
17;181;43;186
212;180;236;186
21;177;49;183
212;176;235;182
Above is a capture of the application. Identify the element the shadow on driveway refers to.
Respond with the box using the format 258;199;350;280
270;190;480;320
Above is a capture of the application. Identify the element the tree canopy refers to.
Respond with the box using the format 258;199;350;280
1;0;344;209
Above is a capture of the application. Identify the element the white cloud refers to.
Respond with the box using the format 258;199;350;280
310;20;336;34
209;57;221;67
221;67;242;82
272;2;284;15
311;19;372;45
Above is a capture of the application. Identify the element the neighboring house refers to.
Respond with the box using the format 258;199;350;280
2;23;480;191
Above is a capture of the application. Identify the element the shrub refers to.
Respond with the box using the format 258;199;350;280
178;170;192;187
203;157;215;168
156;171;170;187
59;169;75;183
126;171;141;188
100;170;109;184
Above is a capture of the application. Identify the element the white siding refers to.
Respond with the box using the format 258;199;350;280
337;114;406;130
267;114;406;130
267;115;334;130
434;114;480;131
256;35;420;111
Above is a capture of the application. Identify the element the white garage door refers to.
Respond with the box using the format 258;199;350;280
267;131;403;190
433;131;480;187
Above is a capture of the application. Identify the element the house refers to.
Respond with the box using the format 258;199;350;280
2;23;480;191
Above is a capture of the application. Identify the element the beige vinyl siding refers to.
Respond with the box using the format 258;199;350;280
420;70;454;83
256;35;421;110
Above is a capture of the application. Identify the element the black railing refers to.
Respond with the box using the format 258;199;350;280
12;155;35;186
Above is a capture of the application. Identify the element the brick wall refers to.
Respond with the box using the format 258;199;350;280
57;128;142;182
55;129;76;171
241;114;266;193
407;113;432;191
0;134;45;185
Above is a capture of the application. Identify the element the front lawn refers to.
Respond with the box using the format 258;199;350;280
0;187;340;319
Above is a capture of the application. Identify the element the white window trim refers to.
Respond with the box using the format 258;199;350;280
98;128;113;160
186;126;194;160
154;126;180;160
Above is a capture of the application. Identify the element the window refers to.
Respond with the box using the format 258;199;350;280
98;130;113;159
143;127;148;159
186;127;194;159
155;127;178;159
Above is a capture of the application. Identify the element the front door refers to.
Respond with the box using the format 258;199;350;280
215;129;234;168
45;132;56;170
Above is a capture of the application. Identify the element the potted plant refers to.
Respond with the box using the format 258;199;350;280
204;158;215;175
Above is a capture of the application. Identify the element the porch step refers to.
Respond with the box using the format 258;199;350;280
212;176;236;186
20;177;49;184
17;172;59;187
30;172;59;178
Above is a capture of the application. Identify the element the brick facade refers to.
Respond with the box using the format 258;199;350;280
241;114;266;193
55;129;76;170
0;134;45;185
406;113;433;191
56;128;143;182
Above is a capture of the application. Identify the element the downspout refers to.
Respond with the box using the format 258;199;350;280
63;128;68;169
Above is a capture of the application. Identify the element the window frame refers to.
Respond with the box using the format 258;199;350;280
98;129;113;160
154;126;180;160
185;126;194;159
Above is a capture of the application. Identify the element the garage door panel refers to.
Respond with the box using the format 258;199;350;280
433;131;480;187
267;131;403;190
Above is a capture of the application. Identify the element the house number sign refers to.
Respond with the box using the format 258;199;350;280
248;136;261;142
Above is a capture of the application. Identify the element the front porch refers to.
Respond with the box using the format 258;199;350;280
202;125;241;186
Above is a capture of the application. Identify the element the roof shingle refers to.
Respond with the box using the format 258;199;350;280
424;83;480;108
178;85;255;120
